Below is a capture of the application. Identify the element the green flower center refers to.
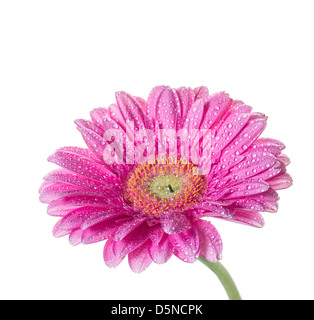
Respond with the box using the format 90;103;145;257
148;174;182;199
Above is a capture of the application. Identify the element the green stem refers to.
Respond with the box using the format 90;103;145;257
198;256;241;300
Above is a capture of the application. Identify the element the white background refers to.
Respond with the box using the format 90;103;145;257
0;0;313;300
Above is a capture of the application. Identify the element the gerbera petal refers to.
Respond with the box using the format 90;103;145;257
221;116;267;161
112;222;156;258
169;226;200;263
195;219;222;262
69;228;83;246
134;96;147;113
52;219;71;238
255;137;285;147
103;238;125;268
89;107;108;129
128;240;153;273
176;87;195;128
112;218;147;241
44;169;120;195
75;119;105;136
225;209;265;228
211;111;251;160
148;233;174;264
223;179;269;199
228;198;266;212
56;146;101;162
149;226;165;244
200;92;231;130
247;189;279;213
146;86;167;128
81;217;120;244
107;103;126;130
160;211;192;235
48;150;119;184
39;181;81;203
46;193;118;216
147;86;181;130
183;99;204;130
59;207;125;231
267;172;293;190
252;138;285;157
81;212;130;231
48;193;108;208
276;154;290;167
225;152;278;181
115;91;146;131
194;86;209;100
251;160;282;181
76;125;109;162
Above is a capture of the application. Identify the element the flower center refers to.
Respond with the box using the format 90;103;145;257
149;174;182;199
125;158;206;216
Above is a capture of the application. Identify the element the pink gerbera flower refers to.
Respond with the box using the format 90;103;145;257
39;86;292;276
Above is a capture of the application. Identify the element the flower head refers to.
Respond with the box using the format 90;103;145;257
39;86;292;272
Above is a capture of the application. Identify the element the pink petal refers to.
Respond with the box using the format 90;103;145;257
196;200;234;219
149;226;164;244
254;137;285;151
44;169;120;195
267;172;293;190
225;209;265;228
200;92;231;130
128;240;153;273
39;181;81;203
69;228;83;246
39;180;55;193
276;153;291;166
169;226;200;263
183;99;204;130
48;193;108;209
224;152;278;181
48;205;81;217
247;189;279;213
146;86;167;129
176;87;195;128
48;150;119;184
76;125;110;162
112;218;147;241
47;193;118;216
148;233;174;264
103;238;125;268
147;86;181;130
52;219;71;238
211;111;251;160
59;207;124;231
108;103;127;130
252;138;285;157
251;160;282;181
134;96;147;113
221;116;267;161
75;119;104;136
81;217;120;244
194;86;209;100
115;91;146;131
89;107;108;129
228;198;266;212
195;220;222;262
80;211;130;230
56;146;102;163
112;222;155;258
223;179;269;199
160;211;192;235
